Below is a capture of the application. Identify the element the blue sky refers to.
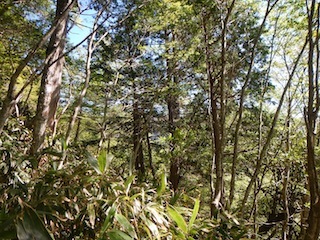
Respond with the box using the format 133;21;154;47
68;8;96;46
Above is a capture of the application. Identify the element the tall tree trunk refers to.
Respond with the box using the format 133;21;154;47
165;30;181;191
202;0;238;216
168;90;180;191
202;9;223;217
304;2;320;239
133;83;145;176
31;0;74;155
282;50;293;240
0;1;75;134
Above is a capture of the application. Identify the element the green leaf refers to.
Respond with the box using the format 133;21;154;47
86;152;101;174
100;205;116;235
156;172;167;196
16;204;54;240
167;206;188;234
188;198;200;230
107;230;132;240
97;150;113;173
61;138;67;151
124;175;135;195
97;150;106;173
115;213;137;239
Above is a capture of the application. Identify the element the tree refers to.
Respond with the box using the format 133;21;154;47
304;1;320;239
65;5;110;146
31;0;76;155
199;0;272;216
229;0;277;210
136;0;197;190
0;0;51;133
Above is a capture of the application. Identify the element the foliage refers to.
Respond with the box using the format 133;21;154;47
0;0;317;239
0;142;245;239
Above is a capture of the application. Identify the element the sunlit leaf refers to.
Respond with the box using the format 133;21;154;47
115;213;137;239
167;206;188;234
97;150;113;173
188;198;200;230
142;223;153;239
124;175;135;195
85;152;101;174
147;205;168;227
97;150;106;173
133;199;142;215
144;217;160;239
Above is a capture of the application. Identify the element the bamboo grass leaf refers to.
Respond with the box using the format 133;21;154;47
188;198;200;230
167;206;188;234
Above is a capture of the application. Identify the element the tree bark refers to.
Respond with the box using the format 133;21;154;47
165;30;181;191
31;0;74;156
282;49;293;240
133;84;145;176
201;9;224;217
0;0;75;134
168;91;180;191
304;1;320;239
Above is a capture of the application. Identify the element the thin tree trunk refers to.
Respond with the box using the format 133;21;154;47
253;179;258;238
146;130;155;178
74;109;81;143
229;0;278;208
282;50;293;240
201;9;223;217
31;0;75;155
202;0;237;216
168;91;180;191
65;9;103;145
251;76;265;238
240;39;307;216
99;72;119;151
282;164;290;240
